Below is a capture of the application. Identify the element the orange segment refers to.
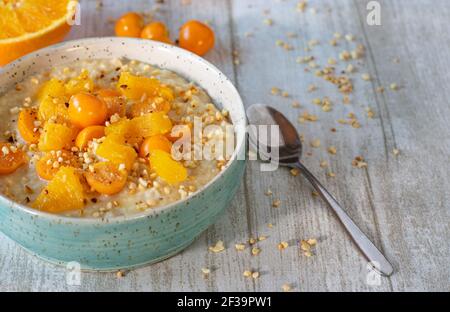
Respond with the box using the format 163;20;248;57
85;162;128;195
130;98;171;117
105;118;131;140
149;150;187;185
38;95;70;123
32;166;85;213
0;142;27;175
96;89;126;118
37;78;70;123
65;70;94;96
104;118;141;146
37;78;66;101
96;134;137;170
0;0;77;66
130;112;173;139
18;108;40;143
104;113;173;146
75;125;105;150
38;122;77;151
117;72;174;103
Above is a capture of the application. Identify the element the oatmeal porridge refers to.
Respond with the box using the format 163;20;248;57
0;58;234;218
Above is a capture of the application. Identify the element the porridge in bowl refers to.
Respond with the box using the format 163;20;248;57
0;58;234;218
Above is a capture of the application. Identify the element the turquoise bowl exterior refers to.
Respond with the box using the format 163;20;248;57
0;38;247;270
0;159;245;270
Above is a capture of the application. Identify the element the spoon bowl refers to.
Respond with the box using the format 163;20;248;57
247;104;302;163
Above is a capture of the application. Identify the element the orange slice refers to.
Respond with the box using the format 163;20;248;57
0;0;78;66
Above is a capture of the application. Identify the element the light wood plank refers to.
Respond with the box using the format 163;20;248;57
229;0;392;292
353;0;450;291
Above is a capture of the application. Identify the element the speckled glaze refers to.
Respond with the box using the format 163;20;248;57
0;38;246;271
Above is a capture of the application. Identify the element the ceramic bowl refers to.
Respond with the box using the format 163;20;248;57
0;37;246;271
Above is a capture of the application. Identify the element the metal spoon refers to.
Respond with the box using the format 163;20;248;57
247;104;394;276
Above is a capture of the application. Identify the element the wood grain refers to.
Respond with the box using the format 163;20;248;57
0;0;448;292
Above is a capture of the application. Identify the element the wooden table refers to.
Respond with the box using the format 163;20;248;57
1;0;449;292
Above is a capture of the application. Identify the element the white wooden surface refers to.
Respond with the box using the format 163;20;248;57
0;0;449;292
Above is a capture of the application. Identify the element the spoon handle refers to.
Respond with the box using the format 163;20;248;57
293;162;394;276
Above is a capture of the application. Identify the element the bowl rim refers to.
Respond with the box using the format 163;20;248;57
0;37;247;225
